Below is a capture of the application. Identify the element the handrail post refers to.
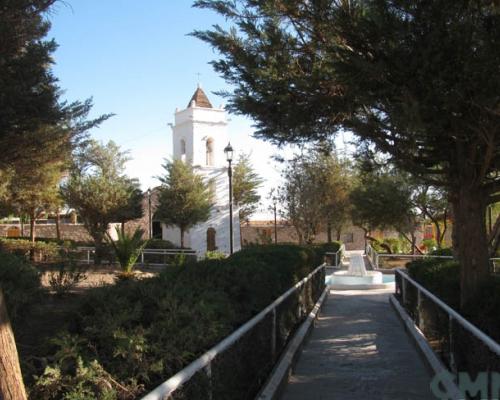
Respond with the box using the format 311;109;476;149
417;288;423;330
87;249;90;264
205;362;213;400
271;308;277;362
141;251;144;266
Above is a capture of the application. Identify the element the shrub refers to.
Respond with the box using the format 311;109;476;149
430;247;454;257
0;238;60;262
107;227;148;278
406;258;460;309
144;239;177;249
29;244;324;398
47;261;87;296
205;250;226;260
0;252;41;322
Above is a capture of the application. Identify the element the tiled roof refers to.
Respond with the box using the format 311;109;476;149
187;87;213;108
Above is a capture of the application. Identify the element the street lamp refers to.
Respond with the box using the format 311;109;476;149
146;188;152;240
272;197;278;244
224;142;234;254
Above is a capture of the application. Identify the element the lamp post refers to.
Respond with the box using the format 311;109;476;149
146;188;152;240
273;197;278;244
224;142;234;254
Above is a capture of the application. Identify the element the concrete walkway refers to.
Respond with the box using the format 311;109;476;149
280;289;435;400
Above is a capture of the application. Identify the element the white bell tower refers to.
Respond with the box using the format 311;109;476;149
172;85;229;168
164;86;241;256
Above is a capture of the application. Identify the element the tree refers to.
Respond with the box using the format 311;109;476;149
0;2;109;396
194;0;500;306
350;172;421;254
10;160;64;244
412;184;449;249
0;290;27;400
61;141;141;264
278;146;351;244
155;159;211;248
232;153;263;222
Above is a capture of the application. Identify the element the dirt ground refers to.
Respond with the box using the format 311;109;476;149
38;264;159;290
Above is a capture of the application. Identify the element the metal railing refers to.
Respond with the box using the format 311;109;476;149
366;244;500;274
395;269;500;385
325;244;346;268
67;246;197;266
141;264;326;400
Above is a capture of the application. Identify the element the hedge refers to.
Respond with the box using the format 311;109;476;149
27;244;326;399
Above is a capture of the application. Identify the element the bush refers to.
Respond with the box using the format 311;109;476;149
144;239;178;249
205;250;226;260
430;247;454;257
407;258;461;309
405;256;500;343
0;238;60;262
0;252;41;322
47;261;87;296
29;244;324;399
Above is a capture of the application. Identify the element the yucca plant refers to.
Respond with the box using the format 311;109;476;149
106;227;148;279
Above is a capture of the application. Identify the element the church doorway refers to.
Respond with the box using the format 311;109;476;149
207;228;217;251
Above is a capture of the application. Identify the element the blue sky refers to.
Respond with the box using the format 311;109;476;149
48;1;353;218
48;1;287;208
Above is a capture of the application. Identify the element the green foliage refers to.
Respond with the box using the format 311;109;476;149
0;252;41;323
155;159;211;248
194;0;500;303
350;173;414;233
406;257;500;342
28;244;323;398
144;239;177;249
278;146;352;244
422;239;438;253
0;238;60;261
232;153;263;222
107;227;148;275
47;261;87;297
61;141;142;263
407;259;461;309
204;250;226;260
430;247;454;257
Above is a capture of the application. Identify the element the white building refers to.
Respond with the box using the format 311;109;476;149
162;86;241;256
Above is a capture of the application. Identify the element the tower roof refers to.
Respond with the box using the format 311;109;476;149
187;86;213;108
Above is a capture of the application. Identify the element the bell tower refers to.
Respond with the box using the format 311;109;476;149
171;85;228;168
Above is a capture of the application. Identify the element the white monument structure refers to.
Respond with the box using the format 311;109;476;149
161;86;241;257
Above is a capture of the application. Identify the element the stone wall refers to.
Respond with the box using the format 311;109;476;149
240;222;367;250
0;224;92;242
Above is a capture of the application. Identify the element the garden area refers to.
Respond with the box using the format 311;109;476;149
0;242;336;399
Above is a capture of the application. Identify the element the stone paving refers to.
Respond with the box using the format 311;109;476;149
280;288;435;400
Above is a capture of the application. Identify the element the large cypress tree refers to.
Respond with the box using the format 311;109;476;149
194;0;500;306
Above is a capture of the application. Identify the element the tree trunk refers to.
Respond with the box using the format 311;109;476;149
434;220;442;249
326;222;332;243
0;289;28;400
451;188;490;308
336;229;341;241
29;212;36;244
180;227;184;249
55;210;61;241
29;212;36;261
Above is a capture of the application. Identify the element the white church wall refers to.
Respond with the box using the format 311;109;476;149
166;87;241;258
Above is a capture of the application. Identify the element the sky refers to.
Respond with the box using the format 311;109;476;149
47;1;351;219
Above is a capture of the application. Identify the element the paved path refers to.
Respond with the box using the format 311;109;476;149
280;289;435;400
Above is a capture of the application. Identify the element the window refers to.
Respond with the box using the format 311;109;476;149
206;138;214;166
152;221;162;239
208;178;217;203
180;139;186;161
207;228;217;251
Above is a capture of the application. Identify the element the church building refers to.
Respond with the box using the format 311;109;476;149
161;86;241;256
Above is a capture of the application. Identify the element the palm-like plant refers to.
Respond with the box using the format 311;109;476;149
107;227;148;278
